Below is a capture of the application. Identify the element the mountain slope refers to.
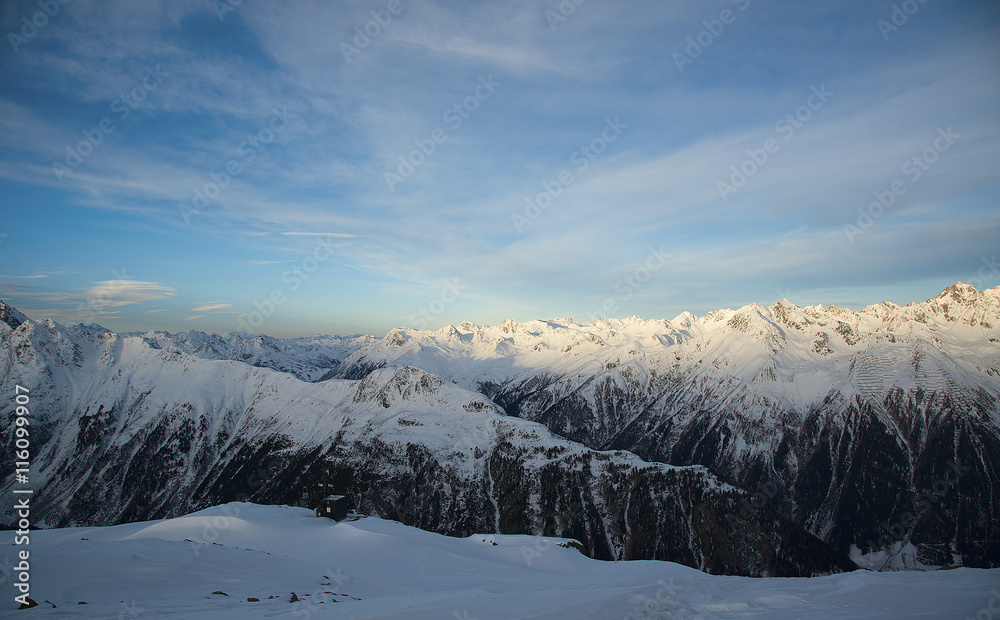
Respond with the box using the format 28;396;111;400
16;502;998;619
330;284;1000;569
122;327;375;381
0;303;853;577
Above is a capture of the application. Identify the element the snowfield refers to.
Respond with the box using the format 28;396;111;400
10;502;999;619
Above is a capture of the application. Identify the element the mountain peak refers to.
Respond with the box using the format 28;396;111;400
0;300;29;330
937;281;979;301
497;318;519;334
384;328;409;347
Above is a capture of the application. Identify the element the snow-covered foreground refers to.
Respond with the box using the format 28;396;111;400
8;503;998;619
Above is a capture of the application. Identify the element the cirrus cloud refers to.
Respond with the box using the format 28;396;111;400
191;302;234;312
82;280;177;308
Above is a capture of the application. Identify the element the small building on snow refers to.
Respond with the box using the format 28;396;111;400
315;494;348;521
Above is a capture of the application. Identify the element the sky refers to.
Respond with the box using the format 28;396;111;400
0;0;998;337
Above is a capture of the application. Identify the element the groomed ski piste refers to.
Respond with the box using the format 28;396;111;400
10;502;999;619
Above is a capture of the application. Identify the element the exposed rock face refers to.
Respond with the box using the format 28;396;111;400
0;312;854;577
332;284;1000;569
485;367;999;569
7;284;996;573
0;300;28;330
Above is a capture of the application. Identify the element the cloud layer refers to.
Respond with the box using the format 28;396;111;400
1;0;998;336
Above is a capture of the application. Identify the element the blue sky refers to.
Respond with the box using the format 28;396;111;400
0;0;998;337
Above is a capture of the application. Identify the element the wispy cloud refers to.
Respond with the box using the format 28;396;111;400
1;0;997;335
277;232;361;238
82;281;177;308
191;302;233;312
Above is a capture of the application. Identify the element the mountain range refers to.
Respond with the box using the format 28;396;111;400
2;282;997;574
331;282;1000;570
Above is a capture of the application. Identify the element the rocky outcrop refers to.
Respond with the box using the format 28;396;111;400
489;371;999;568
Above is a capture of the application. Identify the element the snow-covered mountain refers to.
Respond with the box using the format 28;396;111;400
14;502;999;618
0;301;854;578
3;283;996;574
121;327;376;381
328;283;1000;570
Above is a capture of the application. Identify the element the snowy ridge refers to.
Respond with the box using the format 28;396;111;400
329;284;1000;569
334;283;1000;407
121;328;376;381
0;306;853;577
2;284;997;572
20;502;1000;618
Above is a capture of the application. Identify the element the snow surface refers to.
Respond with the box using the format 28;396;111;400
334;282;1000;410
8;502;998;619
